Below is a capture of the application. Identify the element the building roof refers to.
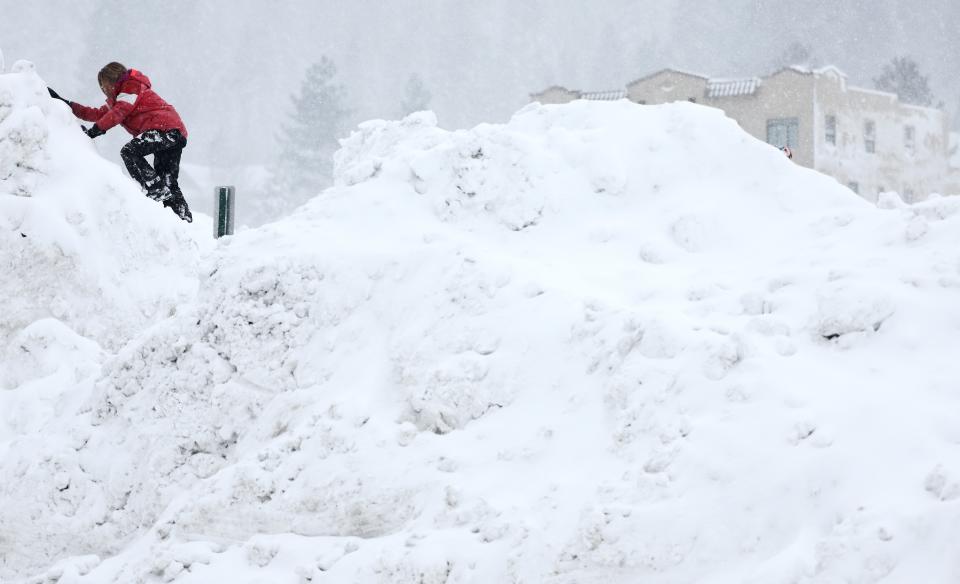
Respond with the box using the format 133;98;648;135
580;89;628;101
706;77;761;98
768;65;849;80
529;85;576;97
626;68;710;87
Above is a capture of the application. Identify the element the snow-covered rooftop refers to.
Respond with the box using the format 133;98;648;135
706;77;761;98
781;64;849;78
626;67;710;87
579;89;628;101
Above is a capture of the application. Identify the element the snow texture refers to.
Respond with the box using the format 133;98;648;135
3;67;960;583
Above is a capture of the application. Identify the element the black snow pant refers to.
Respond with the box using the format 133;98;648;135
120;129;192;219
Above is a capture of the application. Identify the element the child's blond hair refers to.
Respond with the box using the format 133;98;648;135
97;62;127;87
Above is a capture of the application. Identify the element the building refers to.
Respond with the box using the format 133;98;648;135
532;67;953;202
529;86;627;104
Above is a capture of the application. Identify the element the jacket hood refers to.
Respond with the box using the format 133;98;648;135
125;69;152;89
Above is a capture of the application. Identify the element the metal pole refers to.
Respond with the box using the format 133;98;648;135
214;186;235;238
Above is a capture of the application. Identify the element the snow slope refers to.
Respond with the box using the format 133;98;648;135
3;70;960;583
0;64;209;572
0;64;210;354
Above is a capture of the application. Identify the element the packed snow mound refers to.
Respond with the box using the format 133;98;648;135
5;100;960;583
0;66;209;361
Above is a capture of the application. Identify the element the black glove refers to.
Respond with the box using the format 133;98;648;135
47;87;71;105
84;124;106;139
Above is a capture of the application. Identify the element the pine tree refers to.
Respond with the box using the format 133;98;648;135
873;56;935;107
275;56;352;198
400;73;431;117
769;41;819;73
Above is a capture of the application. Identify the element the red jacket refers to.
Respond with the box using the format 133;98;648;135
70;69;188;138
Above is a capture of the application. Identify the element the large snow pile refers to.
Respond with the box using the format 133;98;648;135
3;92;960;583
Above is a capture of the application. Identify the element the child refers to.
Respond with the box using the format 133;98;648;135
47;62;192;222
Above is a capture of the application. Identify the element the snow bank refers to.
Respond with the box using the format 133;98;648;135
0;65;209;576
4;98;960;583
0;66;210;358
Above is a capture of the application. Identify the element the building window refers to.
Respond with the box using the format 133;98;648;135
825;115;836;145
864;120;876;153
904;125;915;154
848;181;860;194
767;117;799;150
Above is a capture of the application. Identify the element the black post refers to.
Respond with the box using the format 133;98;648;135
214;186;235;238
